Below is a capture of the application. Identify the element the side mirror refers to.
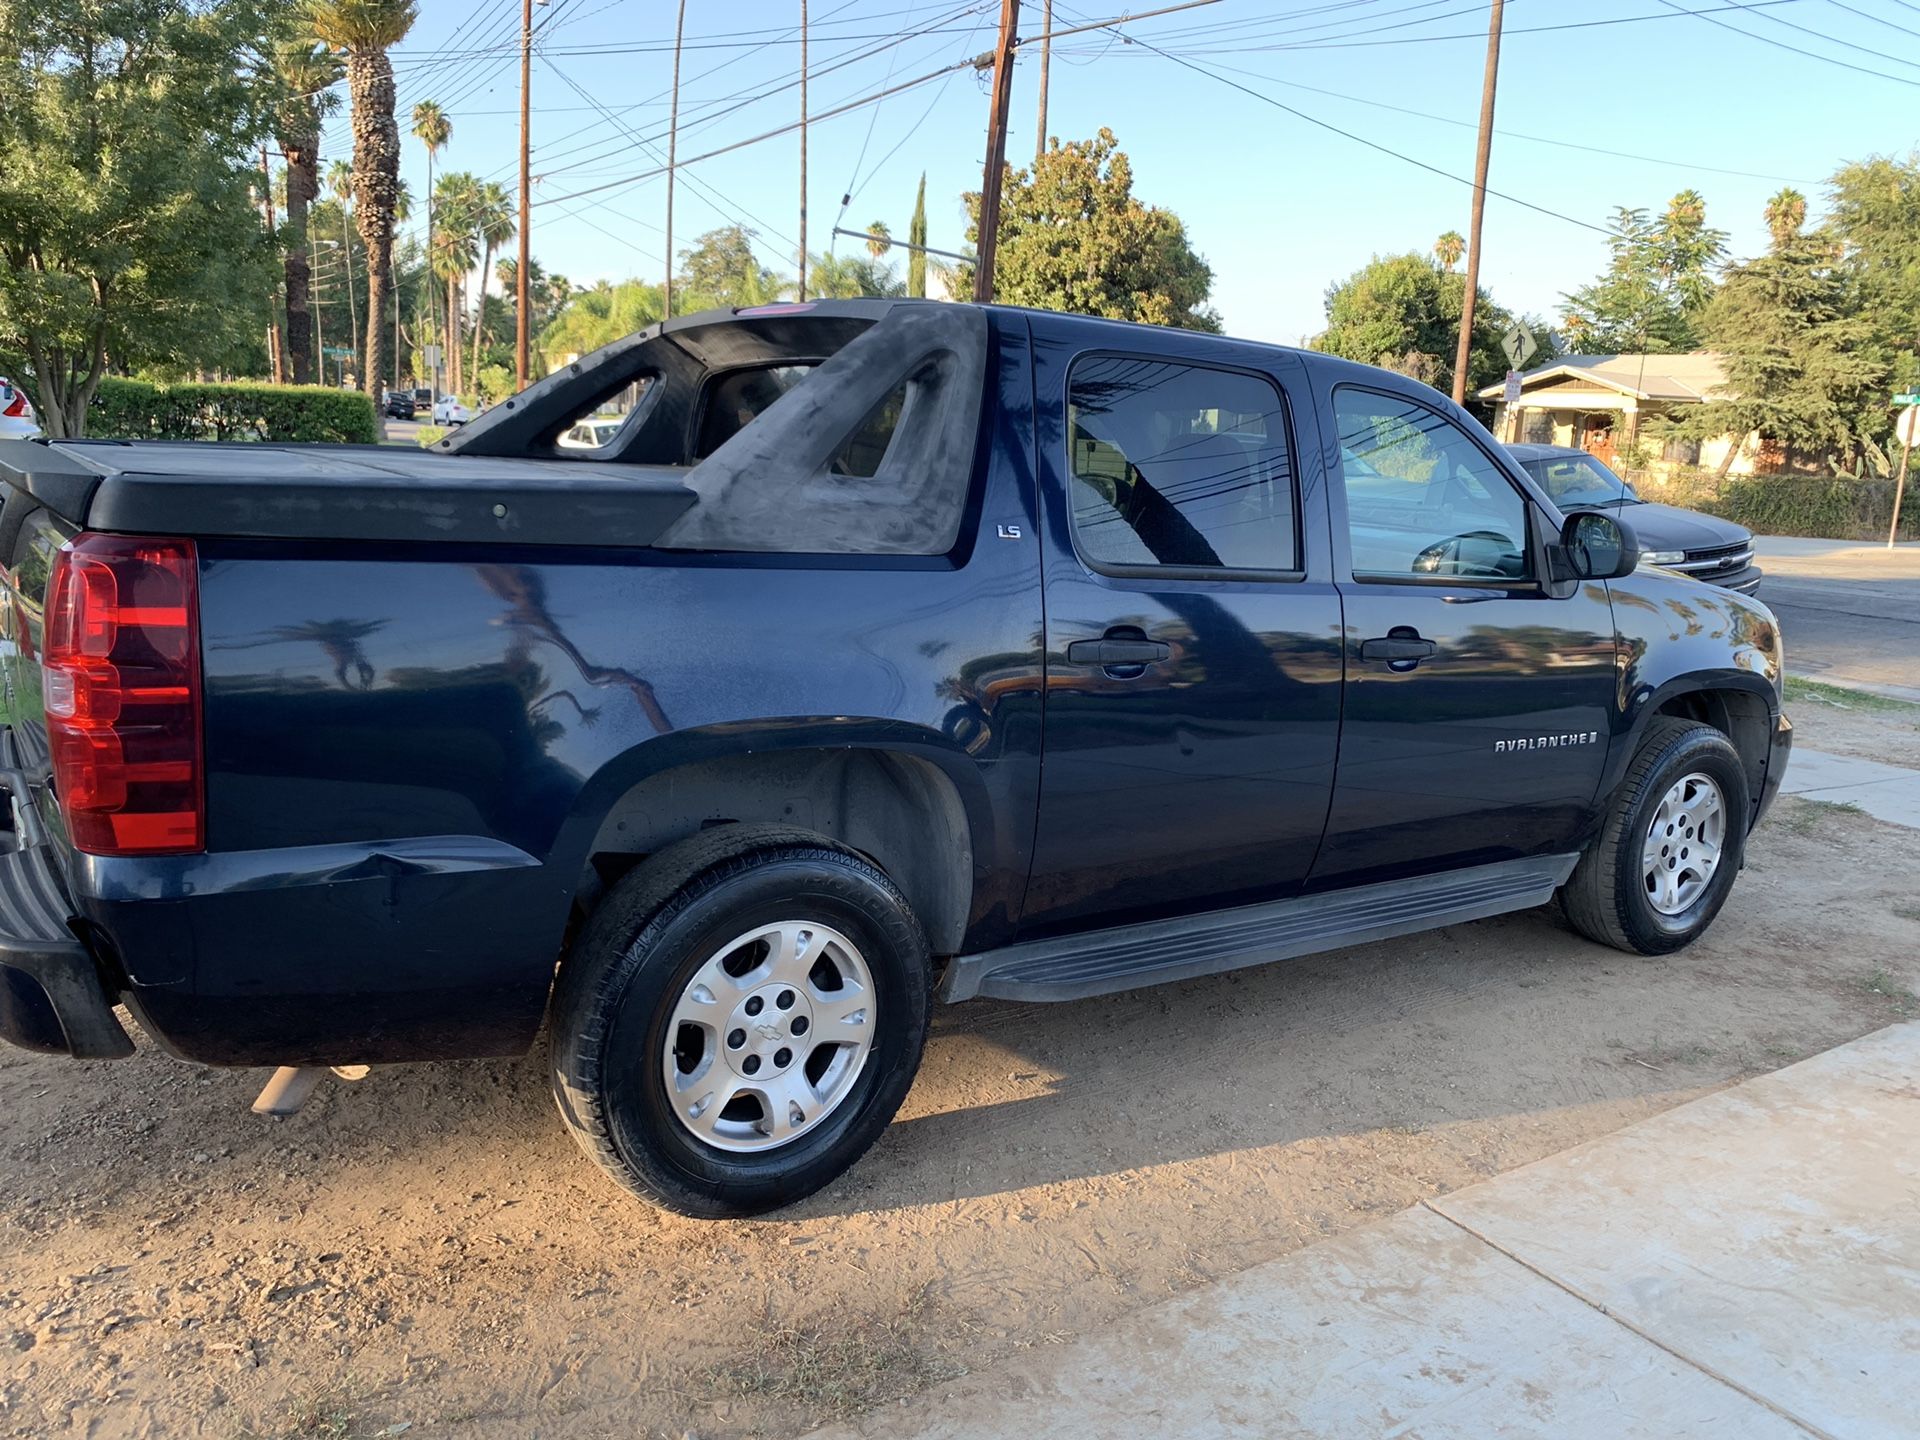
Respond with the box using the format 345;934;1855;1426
1560;510;1639;580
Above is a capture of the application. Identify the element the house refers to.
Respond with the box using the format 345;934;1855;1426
1477;353;1762;475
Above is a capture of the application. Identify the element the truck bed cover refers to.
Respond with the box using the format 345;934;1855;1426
0;439;697;548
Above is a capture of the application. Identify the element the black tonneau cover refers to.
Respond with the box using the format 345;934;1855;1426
0;439;697;548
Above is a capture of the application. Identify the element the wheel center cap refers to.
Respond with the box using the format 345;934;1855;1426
722;981;815;1080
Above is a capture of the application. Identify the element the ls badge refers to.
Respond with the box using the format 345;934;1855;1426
997;523;1022;540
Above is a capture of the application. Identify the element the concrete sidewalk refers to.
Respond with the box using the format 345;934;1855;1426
1784;747;1920;829
810;1023;1920;1439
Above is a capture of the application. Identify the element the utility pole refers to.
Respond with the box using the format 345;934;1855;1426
798;0;809;302
1450;0;1503;406
973;0;1020;303
1035;0;1051;163
260;144;284;384
311;231;325;383
515;0;533;389
664;0;686;319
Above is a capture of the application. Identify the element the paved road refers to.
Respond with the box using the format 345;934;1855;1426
1754;536;1920;701
383;417;424;446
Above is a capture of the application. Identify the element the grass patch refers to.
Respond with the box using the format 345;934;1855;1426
1854;970;1919;1014
234;1378;406;1440
704;1289;958;1417
1782;675;1920;715
1771;796;1864;837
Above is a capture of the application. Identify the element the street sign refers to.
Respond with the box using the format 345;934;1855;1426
1502;370;1522;406
1899;406;1920;447
421;344;442;369
323;346;353;358
1501;321;1538;372
1894;393;1920;405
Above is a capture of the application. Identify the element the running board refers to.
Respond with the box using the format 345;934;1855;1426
940;854;1580;1004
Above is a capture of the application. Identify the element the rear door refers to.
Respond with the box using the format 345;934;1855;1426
1312;382;1616;889
1022;320;1344;935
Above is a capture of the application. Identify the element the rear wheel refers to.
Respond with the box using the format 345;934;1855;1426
550;839;930;1218
1561;719;1750;955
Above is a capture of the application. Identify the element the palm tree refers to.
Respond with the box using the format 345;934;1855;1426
1764;187;1808;252
468;181;515;389
1434;230;1465;272
327;159;359;353
865;221;892;259
410;99;450;384
432;170;480;395
272;41;342;385
307;0;418;403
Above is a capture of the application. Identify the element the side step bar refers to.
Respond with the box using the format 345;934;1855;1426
940;854;1580;1004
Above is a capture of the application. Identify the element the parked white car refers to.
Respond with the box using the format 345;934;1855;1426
432;395;473;426
557;416;625;450
0;378;40;440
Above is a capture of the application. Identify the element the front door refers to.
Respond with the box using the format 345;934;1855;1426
1022;325;1344;936
1313;384;1616;889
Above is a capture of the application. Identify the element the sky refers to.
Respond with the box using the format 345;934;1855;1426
340;0;1920;348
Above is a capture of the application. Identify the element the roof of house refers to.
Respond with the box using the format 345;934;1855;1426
1478;352;1727;403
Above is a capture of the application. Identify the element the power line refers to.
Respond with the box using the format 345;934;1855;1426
1085;18;1613;234
1823;0;1920;41
1650;0;1920;89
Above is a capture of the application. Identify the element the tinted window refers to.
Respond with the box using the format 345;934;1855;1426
695;364;903;478
1067;357;1297;572
1334;389;1532;581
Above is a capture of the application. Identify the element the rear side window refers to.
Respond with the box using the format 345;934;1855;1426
695;364;906;478
1066;356;1298;574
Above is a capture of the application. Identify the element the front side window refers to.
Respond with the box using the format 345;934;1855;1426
1066;356;1297;573
1334;389;1533;582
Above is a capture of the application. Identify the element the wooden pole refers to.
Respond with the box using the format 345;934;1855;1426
515;0;533;389
798;0;809;301
665;0;686;319
1450;0;1503;406
972;0;1020;303
1035;0;1051;163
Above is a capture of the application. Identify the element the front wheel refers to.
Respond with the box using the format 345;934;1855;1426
550;841;931;1218
1561;718;1751;955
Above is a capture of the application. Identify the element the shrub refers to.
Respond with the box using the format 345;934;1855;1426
1641;467;1920;542
89;378;379;444
414;425;448;448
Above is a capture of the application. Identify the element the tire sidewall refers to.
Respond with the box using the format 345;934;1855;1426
593;853;928;1213
1615;731;1750;951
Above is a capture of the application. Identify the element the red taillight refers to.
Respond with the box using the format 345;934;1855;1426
43;534;203;855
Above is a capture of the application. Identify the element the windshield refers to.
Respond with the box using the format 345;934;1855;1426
1520;452;1638;508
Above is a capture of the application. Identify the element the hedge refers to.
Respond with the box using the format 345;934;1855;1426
1640;469;1920;542
89;378;379;444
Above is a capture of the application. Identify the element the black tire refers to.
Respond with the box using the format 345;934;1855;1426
549;836;931;1218
1561;718;1751;955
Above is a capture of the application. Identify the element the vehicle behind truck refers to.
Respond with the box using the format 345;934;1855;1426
0;300;1790;1217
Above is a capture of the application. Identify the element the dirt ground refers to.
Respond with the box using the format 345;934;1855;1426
5;703;1920;1440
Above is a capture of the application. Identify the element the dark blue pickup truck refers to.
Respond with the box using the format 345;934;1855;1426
0;300;1790;1216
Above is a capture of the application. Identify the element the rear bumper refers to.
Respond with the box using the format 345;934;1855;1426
0;767;133;1059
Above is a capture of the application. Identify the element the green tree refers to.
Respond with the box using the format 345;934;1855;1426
0;0;282;435
1433;230;1465;272
307;0;416;397
326;159;359;353
1763;186;1808;254
539;278;665;365
959;129;1219;331
865;221;892;259
675;226;785;309
1561;192;1727;354
1313;252;1515;399
467;181;514;389
1828;153;1920;390
431;170;479;394
1675;217;1886;476
410;99;450;370
907;172;928;299
806;251;903;299
272;39;342;385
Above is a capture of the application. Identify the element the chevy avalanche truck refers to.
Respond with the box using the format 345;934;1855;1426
0;301;1791;1217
